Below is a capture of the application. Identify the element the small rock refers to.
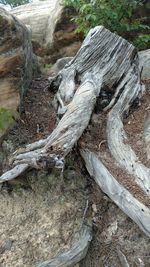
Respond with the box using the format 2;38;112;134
91;114;102;126
4;240;13;251
67;170;77;180
2;140;15;153
139;49;150;80
92;203;97;213
51;57;73;74
136;140;143;146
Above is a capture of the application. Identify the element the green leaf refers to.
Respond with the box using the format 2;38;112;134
63;0;150;50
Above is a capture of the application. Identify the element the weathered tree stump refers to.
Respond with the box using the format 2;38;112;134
1;26;150;265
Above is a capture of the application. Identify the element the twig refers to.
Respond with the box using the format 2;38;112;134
98;140;106;150
117;249;130;267
80;200;89;230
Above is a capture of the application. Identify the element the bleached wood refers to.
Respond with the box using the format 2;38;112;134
0;26;145;187
0;164;28;183
0;24;149;261
0;80;97;181
106;69;150;196
13;138;48;155
37;224;92;267
81;149;150;237
12;80;97;163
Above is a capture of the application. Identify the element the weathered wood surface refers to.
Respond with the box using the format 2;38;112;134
0;26;144;183
106;69;150;196
1;25;150;242
81;149;150;237
37;224;92;267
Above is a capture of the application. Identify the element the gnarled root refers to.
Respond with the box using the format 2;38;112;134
0;26;144;183
37;224;92;267
81;149;150;237
1;26;150;241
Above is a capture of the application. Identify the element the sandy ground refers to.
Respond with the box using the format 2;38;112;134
0;77;88;267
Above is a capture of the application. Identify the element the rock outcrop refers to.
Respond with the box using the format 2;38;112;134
139;49;150;80
0;8;33;111
11;0;63;50
11;0;83;62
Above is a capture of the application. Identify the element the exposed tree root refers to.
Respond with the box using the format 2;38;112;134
0;25;150;258
0;164;28;183
81;149;150;237
106;72;150;196
0;26;144;182
37;224;92;267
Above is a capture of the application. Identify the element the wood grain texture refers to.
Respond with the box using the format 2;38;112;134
81;149;150;237
106;69;150;195
37;224;92;267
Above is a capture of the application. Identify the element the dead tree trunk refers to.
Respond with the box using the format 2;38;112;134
0;26;144;179
1;26;150;263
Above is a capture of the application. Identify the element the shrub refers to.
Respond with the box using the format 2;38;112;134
0;108;18;133
64;0;150;50
0;0;30;8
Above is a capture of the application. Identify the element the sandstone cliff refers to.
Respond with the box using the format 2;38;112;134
11;0;82;62
0;8;33;111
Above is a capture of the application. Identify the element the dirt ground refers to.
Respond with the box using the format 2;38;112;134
0;76;89;267
0;76;150;267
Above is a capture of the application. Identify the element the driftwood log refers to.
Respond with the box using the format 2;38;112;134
1;26;150;264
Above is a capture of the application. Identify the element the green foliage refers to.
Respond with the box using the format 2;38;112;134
0;108;18;132
44;63;53;69
0;0;30;8
64;0;150;50
133;33;150;50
